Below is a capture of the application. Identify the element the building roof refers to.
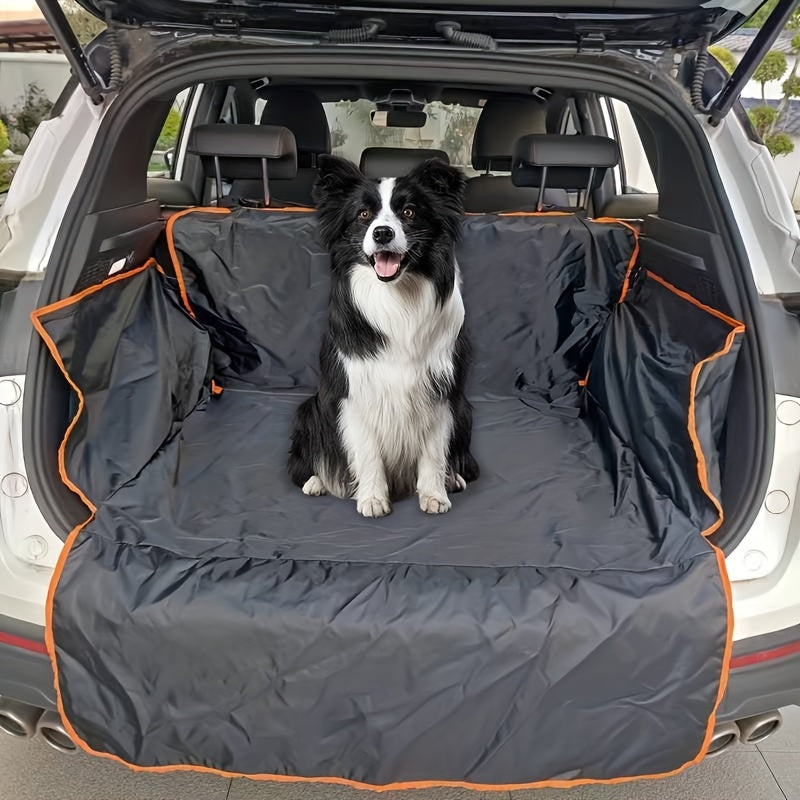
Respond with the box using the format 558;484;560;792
740;96;800;135
720;28;799;54
0;18;58;52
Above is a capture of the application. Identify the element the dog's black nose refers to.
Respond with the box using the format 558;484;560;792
372;226;394;245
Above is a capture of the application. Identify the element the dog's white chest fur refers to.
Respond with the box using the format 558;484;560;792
340;267;464;501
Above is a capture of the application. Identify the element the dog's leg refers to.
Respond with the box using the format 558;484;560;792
417;406;452;514
340;401;391;517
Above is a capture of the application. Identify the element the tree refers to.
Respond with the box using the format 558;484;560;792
767;34;800;133
342;100;404;148
765;131;794;156
439;106;480;167
709;45;737;74
330;124;347;153
745;0;800;30
753;50;788;101
784;74;800;98
748;106;794;157
9;85;52;139
0;121;13;191
156;108;181;151
749;105;779;137
0;83;54;153
60;0;105;45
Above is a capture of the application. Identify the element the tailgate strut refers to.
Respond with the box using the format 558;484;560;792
36;0;104;105
708;0;799;124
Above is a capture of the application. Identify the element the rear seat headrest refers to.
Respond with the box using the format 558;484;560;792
259;88;331;164
187;124;298;207
187;124;298;180
472;97;548;173
360;147;449;179
512;134;619;191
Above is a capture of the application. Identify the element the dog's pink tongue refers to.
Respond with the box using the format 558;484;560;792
374;251;401;278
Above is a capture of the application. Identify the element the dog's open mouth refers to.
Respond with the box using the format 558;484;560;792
371;251;405;282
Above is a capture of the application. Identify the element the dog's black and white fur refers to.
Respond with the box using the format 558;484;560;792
288;155;478;517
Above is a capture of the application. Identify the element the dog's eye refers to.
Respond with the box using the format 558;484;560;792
358;209;371;221
403;207;415;219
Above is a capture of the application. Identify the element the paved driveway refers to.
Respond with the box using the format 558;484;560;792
2;706;798;799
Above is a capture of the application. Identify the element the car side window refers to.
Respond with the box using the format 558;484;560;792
219;87;239;124
561;100;581;135
148;89;191;178
606;98;657;194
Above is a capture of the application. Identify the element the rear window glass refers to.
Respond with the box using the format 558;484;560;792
323;100;482;173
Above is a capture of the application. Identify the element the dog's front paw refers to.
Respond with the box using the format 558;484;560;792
419;493;452;514
357;496;392;518
302;476;327;496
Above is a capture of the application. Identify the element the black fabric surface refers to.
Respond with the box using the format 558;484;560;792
36;209;741;786
168;211;634;411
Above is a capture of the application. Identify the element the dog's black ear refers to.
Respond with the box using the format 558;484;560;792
408;159;467;209
312;155;364;206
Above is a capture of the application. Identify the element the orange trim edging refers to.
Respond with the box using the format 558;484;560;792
647;271;746;538
590;217;641;303
30;226;742;792
632;269;744;769
165;206;231;316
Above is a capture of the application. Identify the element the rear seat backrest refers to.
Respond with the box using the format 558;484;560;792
260;88;331;206
359;147;449;178
464;97;569;212
147;177;198;212
186;123;297;207
168;207;635;397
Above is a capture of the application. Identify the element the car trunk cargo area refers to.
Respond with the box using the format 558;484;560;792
33;207;741;788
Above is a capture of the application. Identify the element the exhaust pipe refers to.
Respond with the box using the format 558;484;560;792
0;697;43;738
706;720;740;758
737;710;783;745
36;710;77;754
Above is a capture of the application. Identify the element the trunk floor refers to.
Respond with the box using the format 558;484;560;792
94;387;711;571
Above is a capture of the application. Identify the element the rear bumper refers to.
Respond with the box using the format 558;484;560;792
0;615;55;711
0;617;798;723
718;623;800;721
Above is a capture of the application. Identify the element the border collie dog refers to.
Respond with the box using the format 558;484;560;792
289;155;478;517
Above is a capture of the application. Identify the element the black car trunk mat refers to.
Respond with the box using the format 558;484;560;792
31;208;742;790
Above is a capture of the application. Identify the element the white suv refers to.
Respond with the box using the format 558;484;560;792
0;0;799;789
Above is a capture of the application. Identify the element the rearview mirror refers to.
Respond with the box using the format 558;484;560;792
370;110;427;128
